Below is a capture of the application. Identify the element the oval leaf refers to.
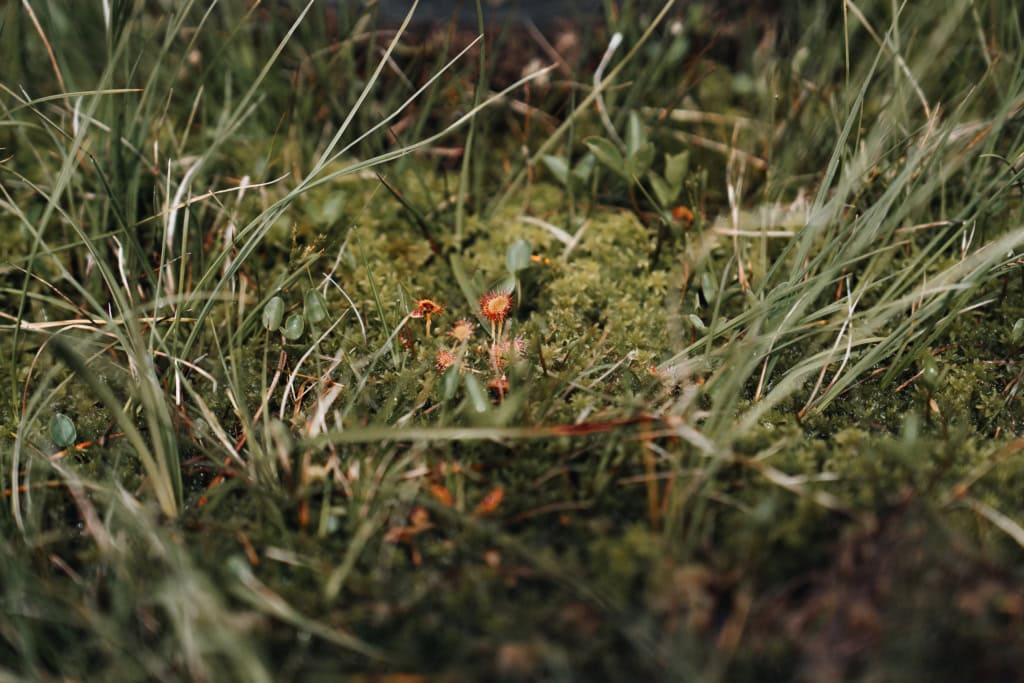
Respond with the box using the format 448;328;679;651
304;289;328;324
505;239;532;273
283;313;305;340
584;137;627;179
262;296;284;331
630;142;656;177
442;363;461;401
700;271;718;305
626;110;648;159
49;413;77;448
650;173;675;207
665;150;689;188
572;153;596;185
464;374;489;414
541;155;570;186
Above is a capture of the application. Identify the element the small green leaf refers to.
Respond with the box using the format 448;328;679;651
304;289;328;324
628;142;656;177
49;413;76;448
262;296;284;331
571;153;596;185
283;313;305;340
626;111;648;160
541;155;570;186
1012;318;1024;343
464;374;489;413
665;150;689;188
649;173;676;207
920;356;942;393
496;274;517;293
700;271;718;305
442;364;461;400
584;137;627;179
505;239;532;273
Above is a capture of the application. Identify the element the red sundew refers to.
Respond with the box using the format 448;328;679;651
411;298;444;335
479;290;512;325
448;319;476;343
479;290;513;339
435;349;457;373
412;299;444;317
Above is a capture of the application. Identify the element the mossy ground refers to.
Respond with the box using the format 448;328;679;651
2;1;1024;681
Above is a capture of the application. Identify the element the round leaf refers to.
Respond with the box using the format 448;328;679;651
282;313;305;340
304;289;328;324
49;413;77;448
505;239;532;273
920;356;942;393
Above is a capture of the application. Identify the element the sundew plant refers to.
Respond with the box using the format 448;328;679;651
2;0;1024;680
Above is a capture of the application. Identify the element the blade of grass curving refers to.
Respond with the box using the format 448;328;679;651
4;88;141;115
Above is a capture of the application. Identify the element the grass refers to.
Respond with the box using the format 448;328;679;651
2;0;1024;679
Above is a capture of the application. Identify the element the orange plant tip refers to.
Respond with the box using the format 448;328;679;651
672;205;695;223
479;290;513;323
429;483;454;507
475;486;505;515
411;298;444;318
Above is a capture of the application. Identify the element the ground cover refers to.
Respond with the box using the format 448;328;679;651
2;1;1024;680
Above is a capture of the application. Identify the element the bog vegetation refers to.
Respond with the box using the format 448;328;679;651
2;0;1023;680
